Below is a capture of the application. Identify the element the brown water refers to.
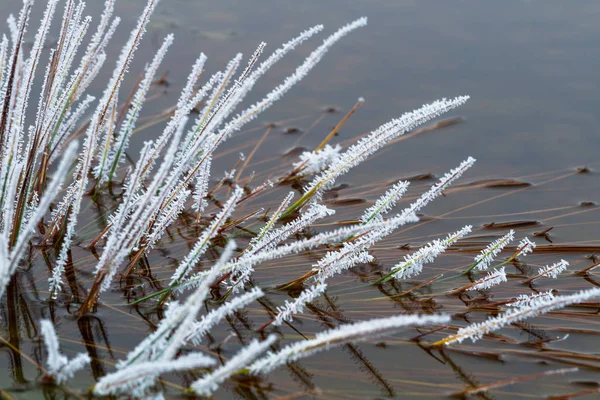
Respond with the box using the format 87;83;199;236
1;0;600;399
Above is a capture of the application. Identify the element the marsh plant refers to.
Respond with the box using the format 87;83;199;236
0;0;597;398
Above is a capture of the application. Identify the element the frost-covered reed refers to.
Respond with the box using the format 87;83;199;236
281;97;471;218
531;259;569;281
190;335;277;396
249;314;452;375
360;180;410;224
506;290;555;308
376;225;472;283
471;230;515;271
466;267;507;291
515;237;536;258
40;320;91;384
463;232;536;276
435;287;600;346
2;0;593;398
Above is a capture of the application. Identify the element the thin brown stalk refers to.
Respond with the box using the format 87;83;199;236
315;97;364;152
576;260;600;275
234;126;272;183
450;368;578;397
387;274;443;298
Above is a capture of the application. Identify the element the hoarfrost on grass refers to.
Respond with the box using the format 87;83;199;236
0;1;506;398
537;259;569;280
439;287;600;345
390;225;472;281
507;290;555;308
250;314;451;375
473;230;514;271
40;320;91;384
467;267;507;291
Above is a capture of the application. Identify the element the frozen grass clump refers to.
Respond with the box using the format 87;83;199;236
1;0;597;398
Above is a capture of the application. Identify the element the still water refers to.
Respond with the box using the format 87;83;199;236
1;0;599;398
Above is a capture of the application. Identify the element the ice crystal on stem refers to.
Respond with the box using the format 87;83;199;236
41;320;90;384
507;290;555;308
472;230;515;271
436;287;600;345
190;336;277;396
467;267;507;291
250;314;451;375
360;180;410;224
296;98;470;210
537;259;569;280
227;203;334;293
294;143;342;175
383;225;472;282
245;191;295;253
273;282;328;325
169;186;244;287
516;237;536;258
94;0;159;183
94;354;215;397
103;34;174;184
391;157;476;221
186;287;264;345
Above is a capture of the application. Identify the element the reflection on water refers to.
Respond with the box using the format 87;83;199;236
1;0;600;398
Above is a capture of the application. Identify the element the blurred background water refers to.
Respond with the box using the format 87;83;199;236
1;0;600;398
9;0;599;197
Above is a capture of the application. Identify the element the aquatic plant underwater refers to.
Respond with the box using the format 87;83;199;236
1;0;599;398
